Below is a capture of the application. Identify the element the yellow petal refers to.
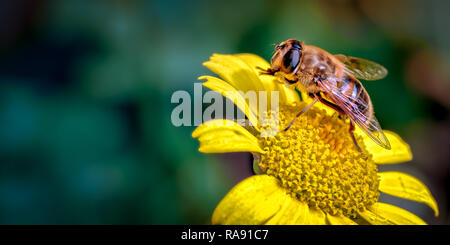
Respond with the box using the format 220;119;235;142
307;207;327;225
199;75;260;129
378;171;438;216
212;175;288;225
326;213;358;225
360;130;412;164
360;202;427;225
358;207;394;225
279;85;301;107
264;197;326;225
264;197;307;225
192;119;264;154
233;53;300;107
233;53;270;71
203;54;265;94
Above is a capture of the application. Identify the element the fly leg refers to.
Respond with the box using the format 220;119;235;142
283;75;328;131
284;93;318;131
315;93;345;115
257;67;279;76
349;120;362;152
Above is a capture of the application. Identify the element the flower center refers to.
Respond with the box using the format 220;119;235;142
257;104;379;218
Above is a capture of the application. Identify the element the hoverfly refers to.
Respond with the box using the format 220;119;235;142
260;39;390;151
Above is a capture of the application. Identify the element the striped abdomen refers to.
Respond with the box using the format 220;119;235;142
336;75;373;122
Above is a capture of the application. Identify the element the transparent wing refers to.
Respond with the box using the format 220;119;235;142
334;54;388;81
318;77;391;149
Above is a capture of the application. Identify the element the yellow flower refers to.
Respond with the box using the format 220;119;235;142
192;53;438;225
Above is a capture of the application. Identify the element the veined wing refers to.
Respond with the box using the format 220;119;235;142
334;54;388;81
318;77;391;150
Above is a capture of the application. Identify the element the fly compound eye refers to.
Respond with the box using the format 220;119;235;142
292;42;301;50
283;48;300;73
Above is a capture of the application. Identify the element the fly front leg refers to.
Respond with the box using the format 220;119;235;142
257;67;279;76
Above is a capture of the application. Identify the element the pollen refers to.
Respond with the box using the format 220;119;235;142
257;104;380;218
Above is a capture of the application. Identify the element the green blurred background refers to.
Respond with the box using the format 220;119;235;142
0;0;449;224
